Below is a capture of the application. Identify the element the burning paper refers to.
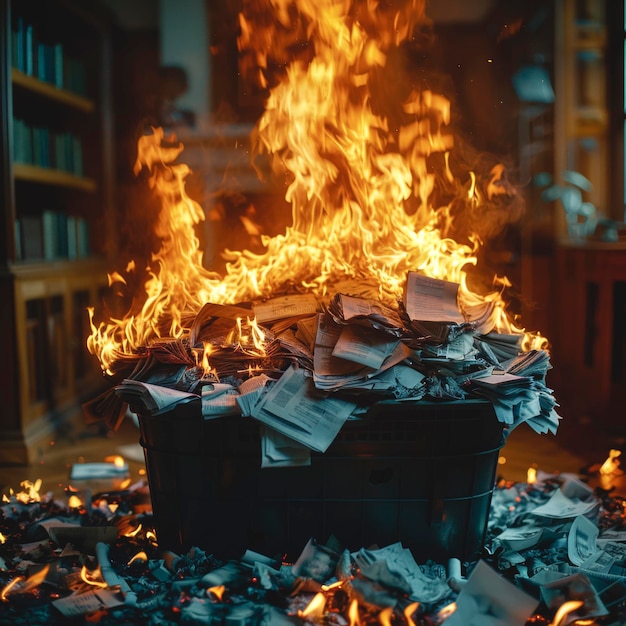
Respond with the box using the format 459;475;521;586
87;0;554;432
443;560;538;626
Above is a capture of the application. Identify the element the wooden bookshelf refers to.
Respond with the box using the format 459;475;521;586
0;0;115;465
13;163;97;191
12;68;94;112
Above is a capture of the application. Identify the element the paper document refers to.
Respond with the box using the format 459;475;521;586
251;365;356;452
404;272;464;322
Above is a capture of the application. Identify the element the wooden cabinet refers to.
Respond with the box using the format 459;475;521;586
0;0;115;464
551;243;626;432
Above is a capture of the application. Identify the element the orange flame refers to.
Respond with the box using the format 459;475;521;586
550;600;584;626
348;598;362;625
207;585;225;601
80;565;108;589
404;601;419;625
87;0;547;374
378;607;393;625
68;494;83;508
599;449;622;476
105;455;126;468
8;479;43;504
122;523;143;538
1;565;50;600
298;592;326;619
127;551;148;565
438;601;456;620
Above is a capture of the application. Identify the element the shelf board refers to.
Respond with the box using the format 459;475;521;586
14;163;97;191
12;69;94;113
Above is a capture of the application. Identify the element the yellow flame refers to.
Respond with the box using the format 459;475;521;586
1;565;50;600
145;530;158;545
87;0;547;374
550;600;584;626
68;494;83;508
438;602;456;620
128;551;148;565
404;601;420;626
207;585;225;601
527;466;537;484
122;523;143;538
298;592;326;619
378;607;393;625
1;577;24;601
599;449;622;475
0;532;6;544
348;598;362;625
12;479;42;504
104;455;126;468
80;565;108;589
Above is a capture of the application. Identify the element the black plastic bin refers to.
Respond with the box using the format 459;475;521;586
138;398;504;562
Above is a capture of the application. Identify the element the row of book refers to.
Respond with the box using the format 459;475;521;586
11;15;87;96
16;211;91;262
13;119;84;176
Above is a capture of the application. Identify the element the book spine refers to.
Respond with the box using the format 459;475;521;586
66;215;77;260
42;210;58;260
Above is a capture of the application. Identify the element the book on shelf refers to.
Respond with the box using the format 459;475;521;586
66;215;78;260
76;217;90;258
11;15;25;72
20;215;44;261
42;210;58;260
24;22;35;77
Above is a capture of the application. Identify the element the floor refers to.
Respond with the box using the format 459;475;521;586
1;405;625;501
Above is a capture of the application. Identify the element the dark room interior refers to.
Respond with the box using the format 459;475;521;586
1;0;626;624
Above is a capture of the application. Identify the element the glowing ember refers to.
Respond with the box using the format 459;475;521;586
527;466;538;484
87;0;547;376
0;532;6;544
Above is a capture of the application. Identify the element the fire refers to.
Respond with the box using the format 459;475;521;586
5;479;43;504
1;565;50;600
549;600;584;626
105;455;126;468
127;551;148;565
87;0;545;375
298;591;326;619
207;584;225;601
527;466;537;484
348;598;362;625
404;602;419;625
80;565;109;588
68;494;83;508
599;449;622;476
378;607;393;625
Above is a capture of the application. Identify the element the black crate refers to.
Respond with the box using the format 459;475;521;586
138;398;504;562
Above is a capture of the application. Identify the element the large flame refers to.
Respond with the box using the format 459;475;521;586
88;0;544;374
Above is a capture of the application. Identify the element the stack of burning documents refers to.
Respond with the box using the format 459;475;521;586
90;271;559;459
